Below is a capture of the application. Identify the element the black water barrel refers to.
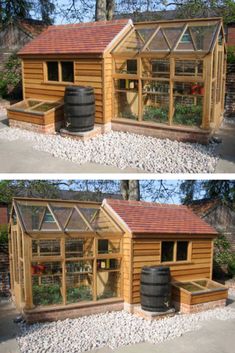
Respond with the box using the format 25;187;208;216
140;266;170;312
64;86;95;132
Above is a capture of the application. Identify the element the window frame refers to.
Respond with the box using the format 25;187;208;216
45;60;75;84
160;240;191;264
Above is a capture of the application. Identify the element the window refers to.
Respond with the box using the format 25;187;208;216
126;60;137;74
177;241;188;261
61;61;74;82
98;239;109;254
180;32;191;44
46;61;74;82
47;61;59;81
44;211;55;223
161;241;174;262
161;241;189;263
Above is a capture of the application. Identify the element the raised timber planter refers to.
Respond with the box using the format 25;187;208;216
172;279;228;313
7;99;64;133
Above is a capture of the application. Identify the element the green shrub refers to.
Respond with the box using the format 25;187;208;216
0;53;22;99
143;106;168;123
32;284;62;306
67;285;92;303
214;234;233;266
227;46;235;64
228;256;235;277
174;103;202;126
0;225;8;245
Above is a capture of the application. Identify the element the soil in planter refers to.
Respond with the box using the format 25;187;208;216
31;102;59;112
32;284;62;306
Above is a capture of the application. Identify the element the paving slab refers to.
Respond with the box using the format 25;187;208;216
0;299;20;353
215;118;235;173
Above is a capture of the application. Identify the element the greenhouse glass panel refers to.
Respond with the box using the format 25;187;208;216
114;30;144;53
50;205;74;228
97;271;121;300
32;261;63;306
17;201;59;231
40;208;58;230
66;260;93;303
115;59;137;74
143;80;169;124
65;238;93;258
173;94;203;127
91;209;120;233
175;60;203;76
142;59;170;78
136;28;156;43
176;29;195;50
32;239;61;257
98;239;121;255
189;24;218;51
65;208;88;231
163;26;184;48
148;29;169;51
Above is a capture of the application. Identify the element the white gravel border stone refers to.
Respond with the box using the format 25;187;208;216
17;307;235;353
0;127;218;173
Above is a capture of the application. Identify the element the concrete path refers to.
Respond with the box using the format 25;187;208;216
215;117;235;173
0;299;20;353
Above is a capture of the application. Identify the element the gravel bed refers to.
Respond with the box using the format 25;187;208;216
0;127;218;173
17;308;235;353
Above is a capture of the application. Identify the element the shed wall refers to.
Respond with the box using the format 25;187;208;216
23;57;104;124
126;237;213;304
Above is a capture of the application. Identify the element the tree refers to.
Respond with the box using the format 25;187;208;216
95;0;115;21
0;0;32;24
180;180;235;204
120;180;140;200
38;0;55;24
0;180;61;204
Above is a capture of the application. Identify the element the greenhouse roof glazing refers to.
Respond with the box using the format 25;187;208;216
13;198;123;235
113;18;222;54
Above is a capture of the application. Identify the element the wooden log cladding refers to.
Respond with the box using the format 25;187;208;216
103;55;113;123
128;238;213;304
22;58;105;124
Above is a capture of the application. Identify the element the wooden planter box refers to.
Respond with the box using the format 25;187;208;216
7;99;64;133
172;279;228;313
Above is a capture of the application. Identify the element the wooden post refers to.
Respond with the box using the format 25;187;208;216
93;237;97;301
137;57;142;121
202;55;212;130
211;45;218;124
169;57;175;125
61;237;66;305
23;234;33;309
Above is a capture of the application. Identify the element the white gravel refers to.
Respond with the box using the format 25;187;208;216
17;307;235;353
0;127;218;173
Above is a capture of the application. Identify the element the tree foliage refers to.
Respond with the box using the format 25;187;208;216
180;180;235;204
0;0;55;25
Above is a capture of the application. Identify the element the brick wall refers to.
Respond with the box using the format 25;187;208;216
227;25;235;46
225;63;235;117
0;244;10;294
0;204;8;225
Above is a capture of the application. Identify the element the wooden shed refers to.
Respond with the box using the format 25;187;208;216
7;17;226;142
9;197;227;322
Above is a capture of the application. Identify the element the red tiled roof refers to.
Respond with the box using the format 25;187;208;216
105;199;217;235
18;19;130;55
